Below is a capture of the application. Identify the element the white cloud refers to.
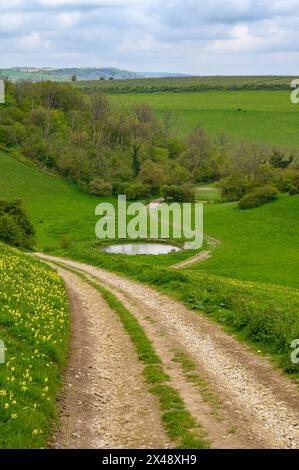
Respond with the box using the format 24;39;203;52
58;11;81;27
20;31;50;50
0;0;299;73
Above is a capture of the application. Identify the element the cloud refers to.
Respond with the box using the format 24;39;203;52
0;0;299;73
20;31;51;50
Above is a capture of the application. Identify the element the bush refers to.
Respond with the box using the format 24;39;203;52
238;185;278;209
139;160;165;194
161;184;195;203
219;175;255;202
0;199;35;248
112;181;129;196
274;169;299;193
289;186;299;196
126;182;151;200
89;178;113;196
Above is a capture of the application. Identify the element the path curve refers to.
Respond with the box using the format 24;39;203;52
171;235;220;269
147;198;221;269
37;254;299;449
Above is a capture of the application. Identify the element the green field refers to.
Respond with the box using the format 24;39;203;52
79;75;295;93
107;90;299;146
1;150;299;289
1;149;299;374
0;151;104;249
201;195;299;288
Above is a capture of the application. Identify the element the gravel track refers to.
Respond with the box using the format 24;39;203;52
38;254;299;449
48;266;171;449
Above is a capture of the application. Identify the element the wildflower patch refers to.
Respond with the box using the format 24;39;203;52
0;243;69;448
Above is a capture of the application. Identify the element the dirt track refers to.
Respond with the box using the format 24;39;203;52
48;266;171;449
38;254;299;449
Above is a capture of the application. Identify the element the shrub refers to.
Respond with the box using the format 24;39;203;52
219;175;255;202
89;178;113;196
238;185;278;209
112;181;129;196
0;199;35;249
161;184;195;203
289;186;299;196
139;160;165;194
126;182;151;200
274;169;299;193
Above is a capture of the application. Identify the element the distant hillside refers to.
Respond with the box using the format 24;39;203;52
0;67;187;82
78;75;296;93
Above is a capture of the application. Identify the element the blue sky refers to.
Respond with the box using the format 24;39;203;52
1;0;299;74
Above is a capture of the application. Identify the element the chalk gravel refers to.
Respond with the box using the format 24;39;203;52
39;254;299;449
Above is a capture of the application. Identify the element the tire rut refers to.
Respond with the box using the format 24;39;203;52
48;266;171;449
38;254;299;449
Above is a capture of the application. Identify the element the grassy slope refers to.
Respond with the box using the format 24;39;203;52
0;242;69;448
0;151;106;250
200;194;299;289
1;151;298;375
108;91;299;145
1;150;299;289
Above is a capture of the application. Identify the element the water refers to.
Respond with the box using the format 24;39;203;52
102;242;181;255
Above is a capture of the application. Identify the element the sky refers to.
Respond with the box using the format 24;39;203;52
1;0;299;75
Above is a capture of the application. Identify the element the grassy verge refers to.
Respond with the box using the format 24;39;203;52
172;351;222;419
53;262;210;449
61;246;299;378
0;243;70;448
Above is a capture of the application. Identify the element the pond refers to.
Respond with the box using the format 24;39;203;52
102;242;181;255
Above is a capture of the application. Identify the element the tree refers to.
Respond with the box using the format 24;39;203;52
139;160;165;193
270;148;294;169
0;199;35;248
90;94;110;143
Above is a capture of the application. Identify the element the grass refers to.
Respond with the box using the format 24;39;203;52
55;262;209;449
0;243;69;448
172;351;221;414
195;184;221;203
1;150;299;376
79;75;295;93
201;194;299;289
107;90;299;145
63;245;299;376
0;149;108;250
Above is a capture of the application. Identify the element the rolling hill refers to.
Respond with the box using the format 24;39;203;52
1;149;299;290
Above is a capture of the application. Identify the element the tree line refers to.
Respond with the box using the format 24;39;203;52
0;80;298;208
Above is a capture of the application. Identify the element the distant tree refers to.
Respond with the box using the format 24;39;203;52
139;160;165;193
90;94;110;143
71;75;77;82
270;148;294;169
161;184;195;203
109;76;114;80
89;178;113;196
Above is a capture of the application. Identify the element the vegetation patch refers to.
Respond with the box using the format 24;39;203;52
0;199;35;249
0;243;69;448
238;185;278;209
